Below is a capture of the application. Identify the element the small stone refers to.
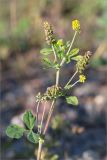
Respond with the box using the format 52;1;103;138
82;150;100;160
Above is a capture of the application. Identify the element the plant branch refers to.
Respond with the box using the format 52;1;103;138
60;31;77;67
36;31;77;160
36;101;40;130
64;70;78;88
56;70;60;86
43;65;60;135
70;80;79;88
52;44;57;62
43;100;55;135
37;140;43;160
37;43;60;160
39;101;47;134
66;31;77;55
37;101;55;160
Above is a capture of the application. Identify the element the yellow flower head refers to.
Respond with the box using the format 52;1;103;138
79;75;86;83
72;19;80;31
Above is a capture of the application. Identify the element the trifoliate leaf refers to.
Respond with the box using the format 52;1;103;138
40;48;52;55
71;55;82;61
66;96;78;105
23;110;36;130
53;43;65;60
27;131;39;144
6;124;25;139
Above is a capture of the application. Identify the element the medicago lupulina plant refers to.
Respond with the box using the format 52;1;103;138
6;20;92;160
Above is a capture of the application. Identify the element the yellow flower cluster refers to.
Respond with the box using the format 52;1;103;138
79;75;86;83
72;19;80;31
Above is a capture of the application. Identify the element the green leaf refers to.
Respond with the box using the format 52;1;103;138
43;58;60;70
57;50;65;60
23;110;36;130
40;48;52;55
54;43;65;60
66;96;78;105
6;124;25;139
71;55;82;61
69;48;79;57
27;131;39;143
42;58;52;68
66;48;79;63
